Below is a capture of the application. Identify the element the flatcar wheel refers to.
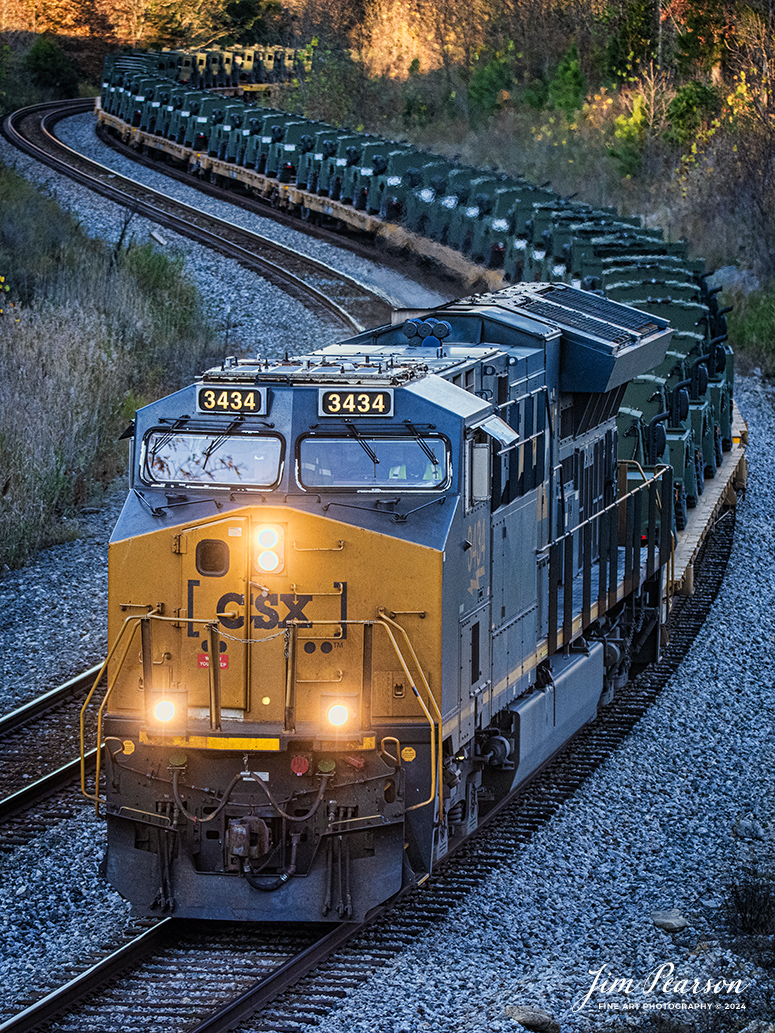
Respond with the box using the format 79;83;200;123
695;451;705;495
675;485;688;530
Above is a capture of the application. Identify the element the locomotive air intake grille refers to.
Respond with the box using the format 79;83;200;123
540;285;663;336
519;298;633;345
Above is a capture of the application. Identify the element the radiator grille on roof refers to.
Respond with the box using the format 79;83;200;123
519;299;632;345
539;285;662;335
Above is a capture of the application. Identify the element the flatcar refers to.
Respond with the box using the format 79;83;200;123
95;60;734;515
84;283;677;921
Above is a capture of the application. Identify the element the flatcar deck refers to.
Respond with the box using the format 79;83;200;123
670;399;747;598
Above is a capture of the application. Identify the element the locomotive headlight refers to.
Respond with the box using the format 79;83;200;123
254;524;284;573
154;699;176;722
145;689;188;733
327;703;349;726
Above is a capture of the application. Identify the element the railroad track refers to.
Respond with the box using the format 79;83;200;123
0;667;102;831
0;513;735;1033
1;94;742;1033
1;99;394;334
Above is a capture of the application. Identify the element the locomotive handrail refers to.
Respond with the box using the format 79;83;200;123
378;610;443;821
81;611;443;821
80;613;148;808
546;465;673;655
619;459;676;602
80;609;246;810
277;614;442;820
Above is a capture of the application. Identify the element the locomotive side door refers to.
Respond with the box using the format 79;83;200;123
459;602;493;739
178;516;249;711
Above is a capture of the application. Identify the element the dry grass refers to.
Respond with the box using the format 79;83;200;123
0;167;217;568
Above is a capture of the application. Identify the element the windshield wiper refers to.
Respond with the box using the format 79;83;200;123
346;424;379;465
134;488;222;516
201;417;244;470
405;421;437;465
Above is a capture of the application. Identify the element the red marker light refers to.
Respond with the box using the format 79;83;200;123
290;755;310;776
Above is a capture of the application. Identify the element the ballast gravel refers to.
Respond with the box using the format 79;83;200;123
260;375;770;1033
54;112;447;313
0;110;446;361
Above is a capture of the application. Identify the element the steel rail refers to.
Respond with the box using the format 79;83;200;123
1;100;389;334
0;919;175;1033
0;522;736;1033
187;922;362;1033
0;664;102;736
0;750;97;824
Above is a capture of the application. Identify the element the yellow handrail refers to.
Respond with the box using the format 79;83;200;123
378;610;443;821
82;611;442;823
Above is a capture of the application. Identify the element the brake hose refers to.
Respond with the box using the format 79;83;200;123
249;770;330;820
171;768;329;824
171;768;243;823
245;832;301;891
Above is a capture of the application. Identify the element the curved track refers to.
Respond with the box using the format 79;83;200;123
1;100;393;334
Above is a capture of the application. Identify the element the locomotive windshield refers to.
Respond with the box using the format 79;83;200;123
299;435;448;489
142;431;282;488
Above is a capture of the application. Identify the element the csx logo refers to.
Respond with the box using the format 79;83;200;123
186;579;347;635
220;592;313;629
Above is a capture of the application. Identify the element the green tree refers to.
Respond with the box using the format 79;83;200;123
22;37;80;98
468;45;515;120
604;0;658;80
665;80;719;145
548;44;586;117
676;0;733;75
221;0;293;44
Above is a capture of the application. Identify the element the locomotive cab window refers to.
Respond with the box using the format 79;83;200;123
298;435;449;490
142;431;283;489
466;413;519;511
195;539;229;577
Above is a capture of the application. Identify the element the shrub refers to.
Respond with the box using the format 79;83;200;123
665;80;720;146
725;869;775;935
727;284;775;375
468;47;515;122
548;45;586;118
22;36;80;98
609;93;647;176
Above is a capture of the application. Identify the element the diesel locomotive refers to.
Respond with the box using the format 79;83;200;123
83;283;679;921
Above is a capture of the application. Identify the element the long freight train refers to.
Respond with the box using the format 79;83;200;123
97;50;736;529
84;284;693;921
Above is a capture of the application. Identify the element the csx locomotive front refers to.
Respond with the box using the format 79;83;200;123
88;284;674;921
